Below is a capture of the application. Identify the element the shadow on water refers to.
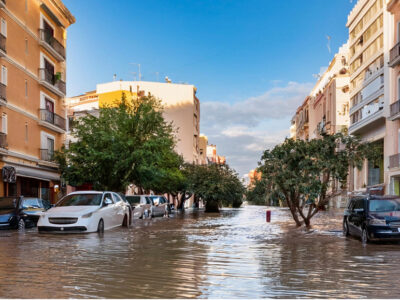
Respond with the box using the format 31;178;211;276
0;206;400;298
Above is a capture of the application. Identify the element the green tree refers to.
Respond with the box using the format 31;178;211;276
185;163;245;212
258;133;377;227
56;94;182;193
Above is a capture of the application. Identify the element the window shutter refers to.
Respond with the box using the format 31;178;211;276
1;18;7;37
1;66;7;86
2;113;7;134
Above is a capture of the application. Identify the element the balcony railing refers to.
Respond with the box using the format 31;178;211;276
38;68;66;95
390;99;400;121
40;149;54;162
39;29;65;60
0;82;6;102
390;153;400;169
40;109;66;130
0;132;7;148
389;42;400;67
0;0;5;8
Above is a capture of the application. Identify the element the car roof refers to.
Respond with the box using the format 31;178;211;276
350;195;400;201
67;191;109;195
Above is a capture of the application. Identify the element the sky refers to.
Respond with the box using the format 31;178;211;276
63;0;355;178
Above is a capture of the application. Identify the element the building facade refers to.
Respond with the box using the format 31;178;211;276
347;0;389;194
67;80;201;164
0;0;74;202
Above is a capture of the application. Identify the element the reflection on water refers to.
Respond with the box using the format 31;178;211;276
0;206;400;298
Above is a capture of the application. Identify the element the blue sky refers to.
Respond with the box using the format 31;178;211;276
63;0;355;177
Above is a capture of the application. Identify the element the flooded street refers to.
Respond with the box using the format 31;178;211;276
1;205;400;298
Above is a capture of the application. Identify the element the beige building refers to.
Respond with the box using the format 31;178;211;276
66;80;201;164
347;0;389;194
308;43;350;139
198;134;208;165
0;0;74;202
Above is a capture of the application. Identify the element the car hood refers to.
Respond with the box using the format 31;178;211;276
44;206;99;217
370;212;400;222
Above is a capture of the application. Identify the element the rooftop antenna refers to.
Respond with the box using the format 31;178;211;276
130;72;137;81
326;35;331;54
130;63;141;81
113;74;117;81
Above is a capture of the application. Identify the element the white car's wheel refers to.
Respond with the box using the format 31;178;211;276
97;219;104;234
122;214;129;228
18;219;25;231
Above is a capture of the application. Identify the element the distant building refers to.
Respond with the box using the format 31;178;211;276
66;80;200;164
198;134;208;165
248;169;261;187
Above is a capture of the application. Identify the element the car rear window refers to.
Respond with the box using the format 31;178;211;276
126;196;140;205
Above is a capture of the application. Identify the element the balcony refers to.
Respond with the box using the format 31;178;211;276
39;109;66;132
38;68;66;97
349;108;385;135
0;132;7;148
389;42;400;68
389;153;400;169
39;29;65;62
40;149;54;162
0;0;5;9
389;99;400;121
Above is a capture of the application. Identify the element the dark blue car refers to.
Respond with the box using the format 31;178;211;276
0;196;51;230
343;195;400;244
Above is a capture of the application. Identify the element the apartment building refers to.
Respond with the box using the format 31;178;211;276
198;134;208;165
347;0;389;194
387;0;400;195
0;1;74;201
308;44;350;139
67;80;200;164
295;96;310;141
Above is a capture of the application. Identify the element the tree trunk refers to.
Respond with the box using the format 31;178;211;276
205;200;220;213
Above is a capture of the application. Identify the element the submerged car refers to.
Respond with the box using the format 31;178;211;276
343;195;400;244
37;191;130;233
126;195;170;219
0;196;51;230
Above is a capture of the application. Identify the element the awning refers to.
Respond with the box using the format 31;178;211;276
2;165;60;182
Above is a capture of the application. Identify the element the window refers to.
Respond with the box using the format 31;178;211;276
103;193;114;206
1;113;7;134
397;76;400;101
397;21;400;43
0;18;6;38
47;137;54;155
25;38;28;55
1;66;7;86
25;123;28;142
25;80;28;98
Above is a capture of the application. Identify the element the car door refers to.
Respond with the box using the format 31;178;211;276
101;193;115;229
112;193;125;225
349;199;365;237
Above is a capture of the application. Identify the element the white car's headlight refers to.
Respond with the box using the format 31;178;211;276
369;218;386;225
81;212;93;218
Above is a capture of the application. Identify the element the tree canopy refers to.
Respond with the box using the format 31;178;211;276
258;133;378;227
56;94;182;193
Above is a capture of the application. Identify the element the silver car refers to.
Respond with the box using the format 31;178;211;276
126;195;170;219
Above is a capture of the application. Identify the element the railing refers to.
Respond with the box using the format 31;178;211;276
40;149;54;162
390;42;400;66
390;153;400;169
390;99;400;118
40;109;66;130
0;82;6;101
0;132;7;148
38;68;66;95
0;33;6;53
0;0;5;6
39;29;65;59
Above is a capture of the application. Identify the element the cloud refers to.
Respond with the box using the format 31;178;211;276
200;81;312;177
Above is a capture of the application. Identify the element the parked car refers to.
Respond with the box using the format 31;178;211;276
37;191;130;233
0;196;51;230
126;195;170;219
117;193;132;226
343;195;400;244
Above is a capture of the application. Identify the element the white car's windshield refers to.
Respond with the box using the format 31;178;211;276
57;194;102;206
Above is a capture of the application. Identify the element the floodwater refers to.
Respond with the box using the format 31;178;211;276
0;206;400;298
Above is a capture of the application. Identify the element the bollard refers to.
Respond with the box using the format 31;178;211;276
266;210;271;222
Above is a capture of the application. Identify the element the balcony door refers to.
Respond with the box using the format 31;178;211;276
43;20;54;42
45;98;54;124
47;137;54;159
44;59;54;83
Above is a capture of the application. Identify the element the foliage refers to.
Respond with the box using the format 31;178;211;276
185;163;245;212
258;133;377;227
55;94;183;193
245;179;267;205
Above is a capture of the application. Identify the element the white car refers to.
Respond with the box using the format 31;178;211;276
127;195;170;219
37;191;130;233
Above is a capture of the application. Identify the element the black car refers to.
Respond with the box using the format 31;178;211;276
343;195;400;244
0;196;51;230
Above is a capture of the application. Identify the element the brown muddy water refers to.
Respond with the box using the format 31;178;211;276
0;205;399;298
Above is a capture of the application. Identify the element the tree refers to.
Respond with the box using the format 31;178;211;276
245;179;267;205
258;133;377;228
56;94;183;193
185;163;245;212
